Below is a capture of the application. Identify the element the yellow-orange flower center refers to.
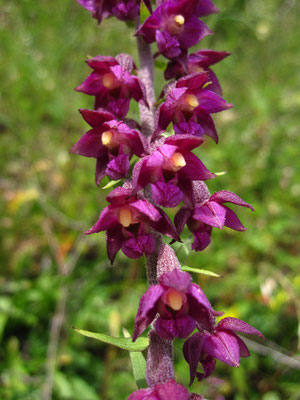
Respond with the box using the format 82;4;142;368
101;130;113;146
118;208;132;228
168;14;185;35
102;72;115;88
171;152;186;169
166;289;183;311
185;94;199;109
174;14;185;26
195;66;205;73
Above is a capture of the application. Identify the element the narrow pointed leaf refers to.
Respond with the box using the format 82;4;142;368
129;350;147;389
155;59;168;71
123;328;147;389
140;0;151;24
182;265;222;278
74;328;149;351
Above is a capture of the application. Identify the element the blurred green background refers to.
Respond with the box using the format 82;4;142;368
1;0;300;399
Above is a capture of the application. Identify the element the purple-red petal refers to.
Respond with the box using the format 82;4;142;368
122;234;156;259
151;182;183;208
180;153;215;181
159;268;192;292
155;315;195;340
106;226;124;264
130;199;161;222
85;207;119;234
151;208;181;242
133;285;165;341
210;190;254;210
178;17;213;49
164;134;203;152
79;108;114;127
183;332;205;385
203;330;241;367
70;129;106;158
191;226;212;251
192;202;226;229
217;317;264;338
223;206;246;231
105;154;130;180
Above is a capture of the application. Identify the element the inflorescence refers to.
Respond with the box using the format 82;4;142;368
73;1;264;398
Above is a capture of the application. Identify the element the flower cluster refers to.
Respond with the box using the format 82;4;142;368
74;1;263;398
133;246;263;385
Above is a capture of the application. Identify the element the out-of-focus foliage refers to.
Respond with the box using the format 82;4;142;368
0;0;300;399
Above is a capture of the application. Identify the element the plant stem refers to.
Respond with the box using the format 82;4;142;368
146;330;174;387
136;27;155;136
136;24;174;387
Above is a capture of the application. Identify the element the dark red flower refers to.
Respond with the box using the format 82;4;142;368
86;185;179;263
75;55;148;118
132;135;215;207
165;50;231;95
175;190;254;251
136;0;214;59
70;109;147;185
183;317;264;384
155;72;232;142
133;268;220;341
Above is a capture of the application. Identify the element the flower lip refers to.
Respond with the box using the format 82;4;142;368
118;207;133;227
161;150;186;174
102;72;117;88
101;130;113;146
171;152;186;169
185;94;199;109
164;288;185;311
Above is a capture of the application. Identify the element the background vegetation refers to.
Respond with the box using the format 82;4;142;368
0;0;299;399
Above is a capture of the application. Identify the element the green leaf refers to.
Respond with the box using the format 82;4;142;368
140;0;151;24
73;328;149;351
123;328;147;389
155;59;168;71
129;348;147;388
182;265;222;278
102;179;121;189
